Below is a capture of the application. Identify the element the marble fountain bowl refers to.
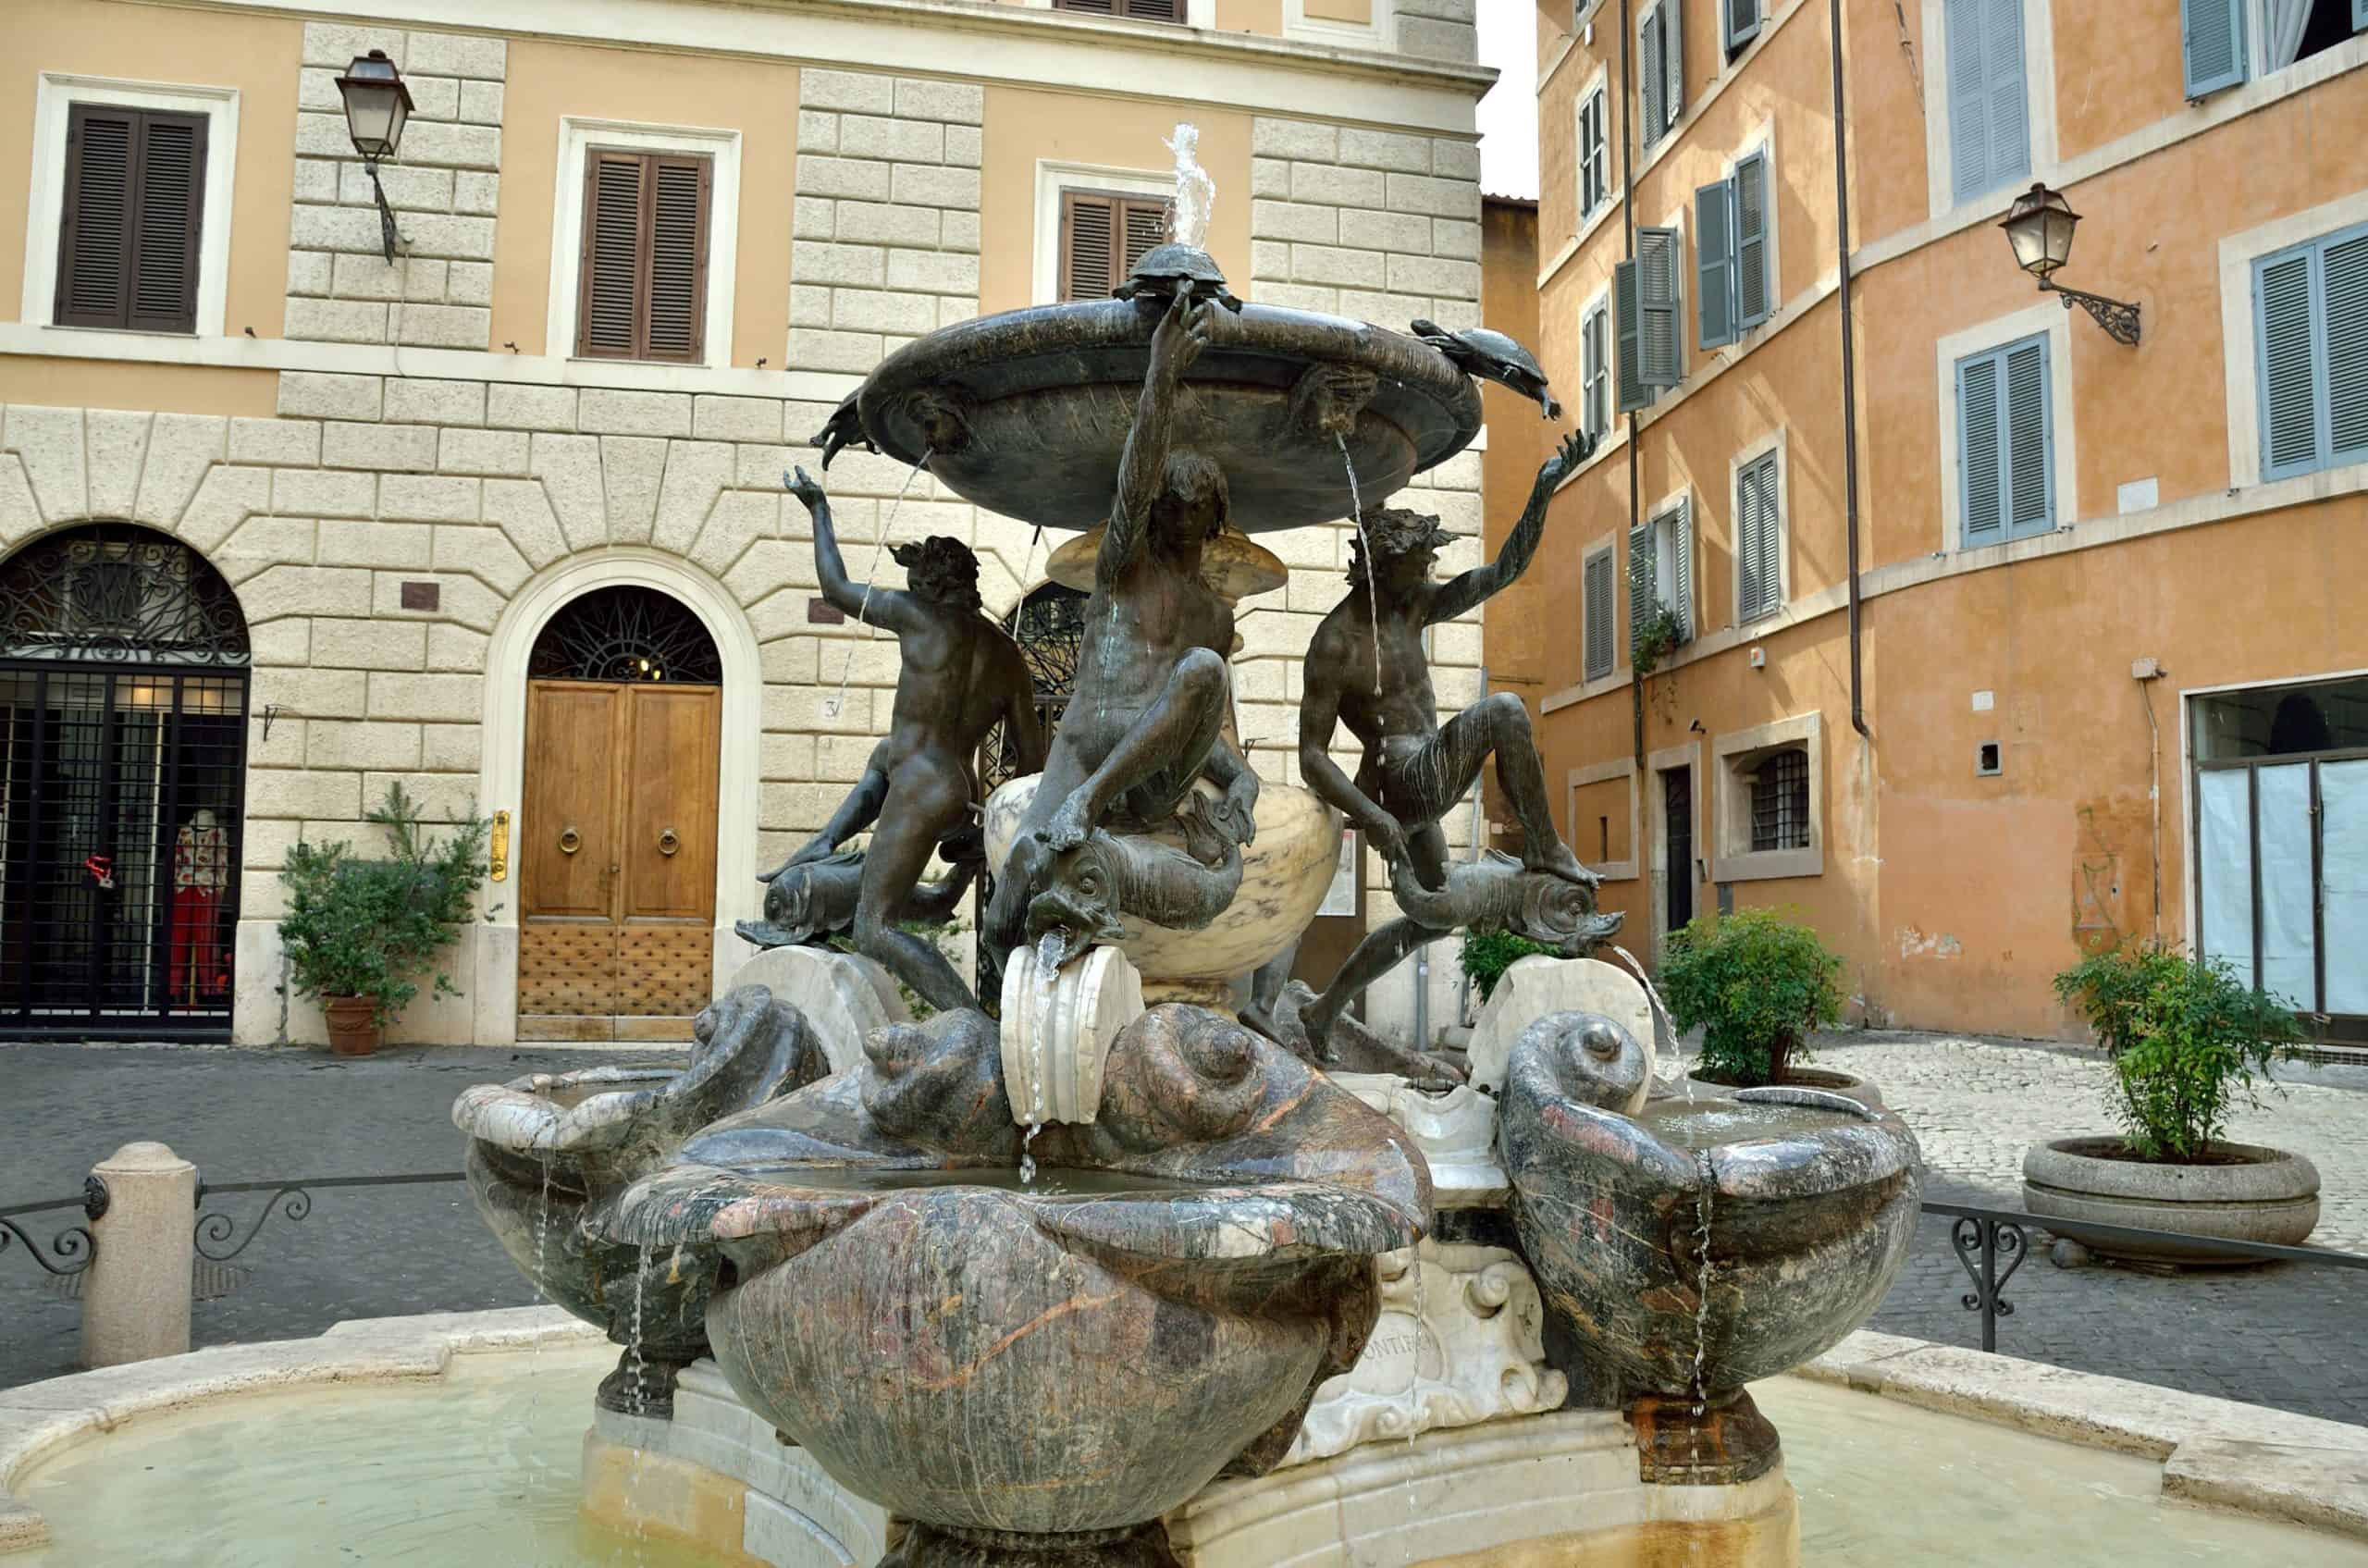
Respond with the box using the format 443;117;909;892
853;293;1482;536
983;774;1339;1006
451;986;831;1410
601;1003;1429;1546
1499;1011;1921;1421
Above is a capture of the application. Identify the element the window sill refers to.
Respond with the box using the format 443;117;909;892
41;322;198;339
1714;845;1821;883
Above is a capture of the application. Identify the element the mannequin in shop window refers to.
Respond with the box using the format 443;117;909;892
171;808;228;1006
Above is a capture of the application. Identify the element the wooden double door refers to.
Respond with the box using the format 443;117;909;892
518;678;720;1040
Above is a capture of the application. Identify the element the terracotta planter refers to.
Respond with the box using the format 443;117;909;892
324;994;383;1056
2021;1136;2321;1265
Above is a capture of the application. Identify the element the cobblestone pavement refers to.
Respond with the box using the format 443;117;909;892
1815;1031;2368;1428
5;1033;2366;1428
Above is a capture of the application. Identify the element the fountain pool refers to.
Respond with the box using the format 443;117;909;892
10;1340;2362;1568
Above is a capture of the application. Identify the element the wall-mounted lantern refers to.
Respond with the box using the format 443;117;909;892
2000;182;2140;347
334;50;413;265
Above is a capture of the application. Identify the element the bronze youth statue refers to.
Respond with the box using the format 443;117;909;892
778;466;1045;1013
983;286;1262;967
1284;430;1597;1055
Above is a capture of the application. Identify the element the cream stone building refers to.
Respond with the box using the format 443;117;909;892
0;0;1498;1046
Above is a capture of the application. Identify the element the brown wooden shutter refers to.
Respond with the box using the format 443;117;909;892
1059;191;1173;302
1053;0;1183;18
575;150;710;362
56;105;205;333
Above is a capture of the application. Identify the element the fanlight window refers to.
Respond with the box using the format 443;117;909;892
0;525;249;665
529;586;722;685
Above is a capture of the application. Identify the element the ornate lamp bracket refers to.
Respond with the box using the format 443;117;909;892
2041;278;2141;347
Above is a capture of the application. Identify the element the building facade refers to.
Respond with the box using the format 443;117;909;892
0;0;1498;1045
1520;0;2368;1037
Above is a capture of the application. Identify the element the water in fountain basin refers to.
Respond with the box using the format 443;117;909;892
1637;1099;1860;1149
1337;434;1382;697
1610;943;1691;1101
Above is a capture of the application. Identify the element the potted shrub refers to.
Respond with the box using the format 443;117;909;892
1659;907;1877;1104
2028;945;2316;1263
278;783;490;1055
1459;927;1555;1006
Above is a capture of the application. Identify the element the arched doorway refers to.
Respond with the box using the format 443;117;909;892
517;586;722;1041
0;525;249;1037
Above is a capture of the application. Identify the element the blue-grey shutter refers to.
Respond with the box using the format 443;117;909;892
1664;0;1686;134
1737;451;1780;620
1666;498;1695;641
1640;8;1667;152
2256;247;2320;479
1585;550;1615;679
1616;258;1647;413
1696;179;1736;350
1628;520;1656;650
1947;0;2029;206
1582;304;1606;437
2181;0;2247;99
2002;335;2052;535
1957;348;2006;546
2325;228;2368;468
1637;226;1682;389
1726;0;1763;54
1734;151;1770;328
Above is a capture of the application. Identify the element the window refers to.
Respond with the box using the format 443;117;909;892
1943;0;2030;206
1695;149;1771;351
1735;445;1782;621
2254;220;2368;480
1749;747;1809;851
1583;545;1617;679
1638;1;1685;153
52;104;206;333
1581;297;1611;439
1629;496;1693;652
1616;225;1683;412
1060;190;1169;302
1955;331;2054;545
574;150;712;363
1577;86;1610;220
1054;0;1185;19
2185;0;2365;98
1723;0;1764;55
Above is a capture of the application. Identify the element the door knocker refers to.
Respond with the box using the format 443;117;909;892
558;826;583;857
657;828;681;858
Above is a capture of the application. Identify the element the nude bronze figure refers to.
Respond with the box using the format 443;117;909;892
781;466;1044;1014
982;285;1261;969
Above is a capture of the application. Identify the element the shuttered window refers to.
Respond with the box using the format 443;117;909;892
1060;190;1169;302
1053;0;1184;19
1944;0;2030;207
54;104;207;334
1639;226;1683;389
1582;301;1611;439
1616;258;1647;414
1639;2;1684;151
2180;0;2248;97
1733;151;1770;328
1632;499;1694;651
575;150;712;364
1724;0;1764;55
1696;179;1736;351
1578;87;1610;219
2255;221;2368;482
1735;448;1782;622
1584;547;1617;680
1955;331;2054;547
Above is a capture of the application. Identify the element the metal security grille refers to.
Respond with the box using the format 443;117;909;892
0;527;248;1037
976;582;1091;1005
1750;747;1810;852
528;586;722;684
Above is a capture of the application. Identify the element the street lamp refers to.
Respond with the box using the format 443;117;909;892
334;50;413;265
1999;182;2140;346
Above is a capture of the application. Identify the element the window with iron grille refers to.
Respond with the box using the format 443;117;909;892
54;104;207;333
1059;190;1170;302
1750;747;1810;851
574;150;712;363
1053;0;1185;21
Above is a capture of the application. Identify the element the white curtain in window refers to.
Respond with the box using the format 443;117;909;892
2323;760;2368;1016
2263;0;2313;69
2256;763;2315;1008
2196;769;2251;978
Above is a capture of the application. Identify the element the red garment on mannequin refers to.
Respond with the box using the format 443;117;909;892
170;886;223;1004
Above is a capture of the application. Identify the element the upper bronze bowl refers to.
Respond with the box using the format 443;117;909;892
854;295;1483;534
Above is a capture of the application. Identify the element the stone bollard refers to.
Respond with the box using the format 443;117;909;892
80;1142;198;1368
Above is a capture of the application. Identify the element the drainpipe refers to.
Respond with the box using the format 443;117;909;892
1831;0;1870;741
1621;0;1646;774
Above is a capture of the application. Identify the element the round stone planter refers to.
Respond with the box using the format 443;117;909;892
2021;1137;2322;1265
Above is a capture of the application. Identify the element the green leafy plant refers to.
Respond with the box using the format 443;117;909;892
278;783;490;1025
2054;945;2306;1162
1659;907;1844;1087
1633;607;1684;676
1460;927;1555;1005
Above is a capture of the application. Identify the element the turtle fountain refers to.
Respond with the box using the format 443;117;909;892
450;128;1925;1568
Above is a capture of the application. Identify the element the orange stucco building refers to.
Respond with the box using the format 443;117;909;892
1506;0;2368;1038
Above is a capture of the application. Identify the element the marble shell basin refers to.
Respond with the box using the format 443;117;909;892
1499;1019;1921;1401
984;775;1339;995
854;296;1482;534
603;1004;1430;1538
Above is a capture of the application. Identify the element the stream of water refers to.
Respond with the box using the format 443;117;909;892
1336;433;1383;698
